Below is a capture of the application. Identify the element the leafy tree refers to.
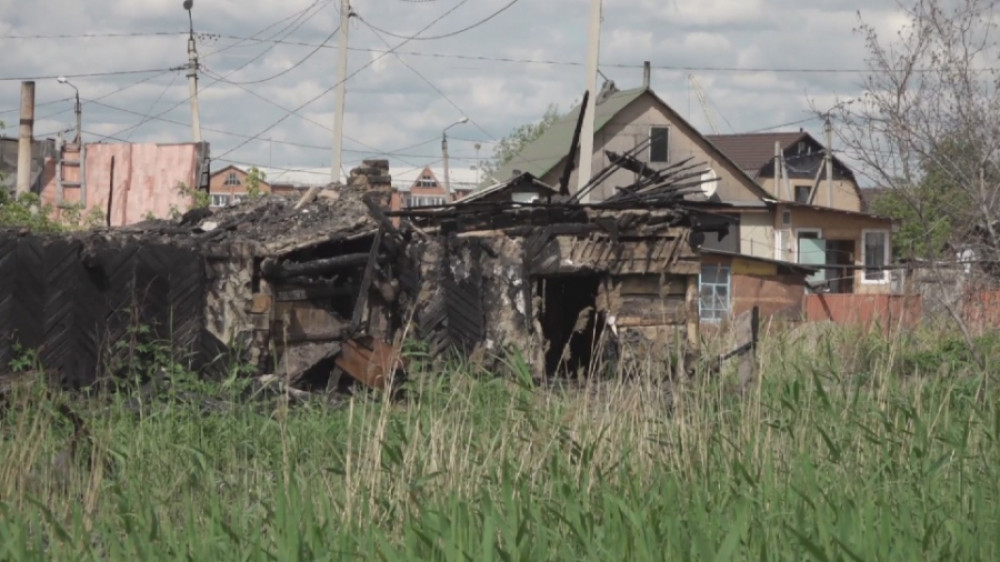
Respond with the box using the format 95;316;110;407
835;0;1000;381
482;104;561;181
245;166;266;199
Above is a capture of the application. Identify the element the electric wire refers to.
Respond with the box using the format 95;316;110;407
214;0;474;160
213;25;339;86
99;1;331;141
200;66;423;168
125;72;180;141
0;31;186;39
354;0;520;41
357;18;496;140
0;68;174;82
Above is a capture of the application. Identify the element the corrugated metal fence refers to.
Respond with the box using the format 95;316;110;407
0;234;218;386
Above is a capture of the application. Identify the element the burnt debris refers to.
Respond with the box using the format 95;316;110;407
0;142;735;390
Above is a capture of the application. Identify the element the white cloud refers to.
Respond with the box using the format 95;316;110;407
0;0;913;171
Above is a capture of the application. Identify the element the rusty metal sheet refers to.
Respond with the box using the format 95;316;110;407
334;337;402;389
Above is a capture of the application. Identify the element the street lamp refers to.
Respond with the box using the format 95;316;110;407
442;116;469;200
56;76;81;144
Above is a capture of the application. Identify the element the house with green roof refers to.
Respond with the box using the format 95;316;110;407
492;70;899;322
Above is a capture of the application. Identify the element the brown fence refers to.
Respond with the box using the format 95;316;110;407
803;294;922;330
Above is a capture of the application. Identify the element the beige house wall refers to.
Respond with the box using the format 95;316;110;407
739;210;773;259
540;93;764;205
780;205;894;294
759;177;862;212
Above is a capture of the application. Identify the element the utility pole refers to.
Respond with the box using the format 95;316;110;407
16;81;35;196
576;0;602;203
774;141;782;200
442;117;469;200
824;113;833;208
184;0;202;143
331;0;351;185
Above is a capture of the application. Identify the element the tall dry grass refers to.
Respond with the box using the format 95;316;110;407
0;324;997;560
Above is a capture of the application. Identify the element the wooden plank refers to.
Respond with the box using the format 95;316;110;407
272;302;349;343
618;274;687;296
615;294;687;325
351;226;384;330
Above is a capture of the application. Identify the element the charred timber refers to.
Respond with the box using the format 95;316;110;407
261;252;380;279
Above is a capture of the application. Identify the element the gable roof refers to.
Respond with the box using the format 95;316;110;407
210;164;245;178
493;88;647;181
492;86;771;202
705;132;808;174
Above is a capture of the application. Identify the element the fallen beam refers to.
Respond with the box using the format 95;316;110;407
261;252;373;279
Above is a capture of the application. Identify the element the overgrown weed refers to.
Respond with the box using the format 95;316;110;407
0;324;998;560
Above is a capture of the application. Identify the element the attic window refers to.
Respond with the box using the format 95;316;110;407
650;127;669;163
416;178;436;188
224;172;241;186
794;185;811;203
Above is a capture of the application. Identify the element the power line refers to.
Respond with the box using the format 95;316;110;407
25;70;175;127
125;73;180;141
215;0;474;160
213;25;339;86
0;67;174;82
200;66;422;168
357;18;495;140
202;0;331;59
100;2;331;141
354;0;521;41
204;34;1000;75
86;98;483;162
0;31;186;39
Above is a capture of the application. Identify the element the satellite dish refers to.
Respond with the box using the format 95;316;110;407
700;168;719;199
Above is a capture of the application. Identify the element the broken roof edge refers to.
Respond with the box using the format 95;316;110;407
700;248;819;275
457;171;557;204
492;85;773;204
765;199;896;222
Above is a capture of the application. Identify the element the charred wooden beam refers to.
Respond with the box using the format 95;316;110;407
261;253;373;279
351;226;385;330
559;90;589;196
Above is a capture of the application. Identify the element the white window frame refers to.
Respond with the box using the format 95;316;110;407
775;229;791;262
699;264;731;323
861;229;890;284
210;193;231;208
649;126;670;164
224;172;241;186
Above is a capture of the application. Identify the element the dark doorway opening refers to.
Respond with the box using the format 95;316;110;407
537;275;604;377
825;240;855;293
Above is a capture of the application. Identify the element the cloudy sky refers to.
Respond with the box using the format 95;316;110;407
0;0;910;183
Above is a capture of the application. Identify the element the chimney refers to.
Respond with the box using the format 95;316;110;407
642;61;651;90
16;81;35;196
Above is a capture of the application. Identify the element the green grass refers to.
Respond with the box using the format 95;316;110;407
1;326;999;560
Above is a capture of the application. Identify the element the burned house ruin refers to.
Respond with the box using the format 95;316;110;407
0;152;733;389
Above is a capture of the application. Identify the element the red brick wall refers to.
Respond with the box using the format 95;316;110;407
963;291;1000;334
804;294;921;329
732;273;806;318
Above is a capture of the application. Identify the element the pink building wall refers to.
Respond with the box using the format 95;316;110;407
40;142;204;226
